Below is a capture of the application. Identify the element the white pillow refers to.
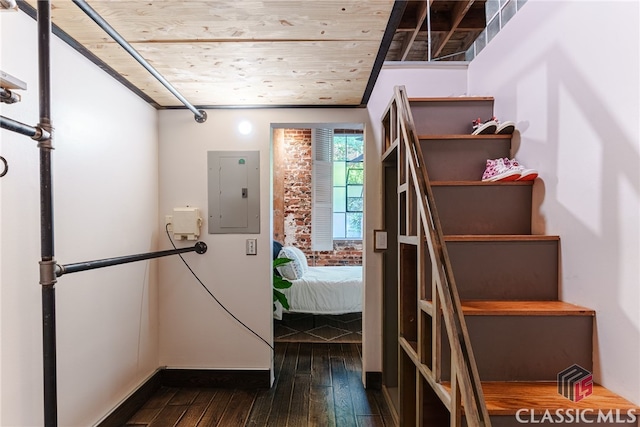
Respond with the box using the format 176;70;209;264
277;246;309;280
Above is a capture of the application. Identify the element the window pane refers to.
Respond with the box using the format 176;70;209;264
333;213;346;238
347;185;363;198
501;0;516;26
333;135;346;161
475;29;487;55
346;213;363;238
347;197;363;212
487;15;500;43
346;164;363;184
486;0;500;20
346;136;363;161
333;187;346;212
333;162;346;186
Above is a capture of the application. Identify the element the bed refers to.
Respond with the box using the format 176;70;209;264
273;243;363;320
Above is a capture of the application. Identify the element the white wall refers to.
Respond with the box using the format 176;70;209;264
157;63;468;379
1;10;159;427
157;108;373;372
468;0;640;404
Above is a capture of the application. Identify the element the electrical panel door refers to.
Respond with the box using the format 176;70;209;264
207;151;260;234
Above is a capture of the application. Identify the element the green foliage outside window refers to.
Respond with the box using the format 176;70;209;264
333;131;364;240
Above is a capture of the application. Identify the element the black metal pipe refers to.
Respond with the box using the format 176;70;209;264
56;242;207;277
37;1;57;426
42;286;57;427
71;0;207;123
0;115;51;140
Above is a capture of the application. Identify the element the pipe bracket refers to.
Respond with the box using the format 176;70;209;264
39;260;58;286
195;241;208;254
35;121;53;147
195;109;207;123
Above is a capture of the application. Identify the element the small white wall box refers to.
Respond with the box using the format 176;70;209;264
172;207;202;240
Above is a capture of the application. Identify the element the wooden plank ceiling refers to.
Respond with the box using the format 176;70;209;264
21;0;395;108
19;1;486;108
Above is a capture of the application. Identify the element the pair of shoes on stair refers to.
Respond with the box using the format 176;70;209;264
472;117;516;135
482;158;538;182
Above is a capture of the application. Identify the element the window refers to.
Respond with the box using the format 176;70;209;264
332;130;364;240
312;128;364;251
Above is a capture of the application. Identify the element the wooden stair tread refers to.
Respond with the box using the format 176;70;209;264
419;134;511;140
420;300;594;316
441;382;639;415
431;180;534;186
444;234;559;242
409;96;494;102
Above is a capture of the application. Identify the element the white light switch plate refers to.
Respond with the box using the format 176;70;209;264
246;238;257;255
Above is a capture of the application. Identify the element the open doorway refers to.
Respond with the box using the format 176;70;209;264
270;124;365;344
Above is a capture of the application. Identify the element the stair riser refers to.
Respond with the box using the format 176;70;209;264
420;138;512;181
410;100;494;135
439;316;593;381
478;415;639;427
422;240;560;301
432;185;532;234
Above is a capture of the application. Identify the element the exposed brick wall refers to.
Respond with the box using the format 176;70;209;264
273;128;362;266
312;240;363;266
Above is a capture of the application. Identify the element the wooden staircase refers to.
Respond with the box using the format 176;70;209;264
380;88;639;426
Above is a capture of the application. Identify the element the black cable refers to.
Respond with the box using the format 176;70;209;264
165;223;274;351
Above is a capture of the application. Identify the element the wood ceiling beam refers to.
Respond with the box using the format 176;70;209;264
430;0;475;60
428;7;485;32
399;0;428;61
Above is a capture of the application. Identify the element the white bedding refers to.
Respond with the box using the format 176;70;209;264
279;266;363;317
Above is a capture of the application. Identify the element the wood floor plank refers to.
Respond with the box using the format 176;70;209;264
357;414;386;427
125;407;163;425
216;389;258;426
124;342;394;427
331;355;358;426
195;389;234;427
296;340;312;374
169;388;200;406
126;387;179;424
245;341;287;426
148;404;188;427
174;390;217;426
312;343;332;387
309;385;337;427
287;374;311;426
372;389;396;426
265;343;298;427
343;343;380;417
142;386;179;409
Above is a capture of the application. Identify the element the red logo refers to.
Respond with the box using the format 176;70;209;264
558;364;593;402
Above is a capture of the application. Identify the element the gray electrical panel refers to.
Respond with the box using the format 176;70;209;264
208;151;260;234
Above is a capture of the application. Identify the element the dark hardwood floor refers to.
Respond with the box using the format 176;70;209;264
125;342;394;426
